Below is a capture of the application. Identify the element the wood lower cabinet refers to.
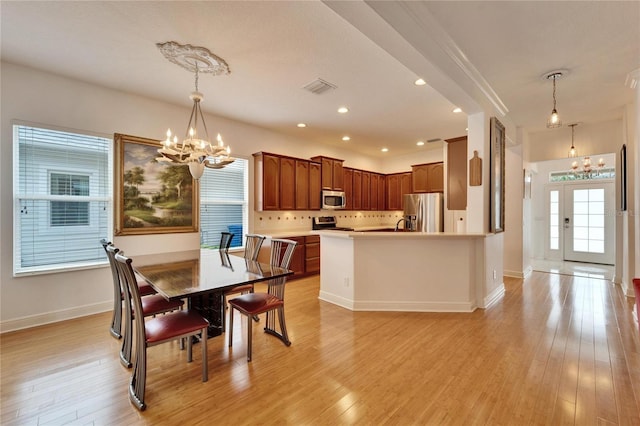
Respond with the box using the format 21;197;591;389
273;235;320;281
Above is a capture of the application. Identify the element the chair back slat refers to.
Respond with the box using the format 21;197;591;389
114;252;148;358
267;239;297;300
244;234;266;261
220;232;234;253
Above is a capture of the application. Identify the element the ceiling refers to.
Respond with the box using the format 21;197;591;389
1;1;638;158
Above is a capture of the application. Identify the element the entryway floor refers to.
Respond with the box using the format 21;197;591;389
531;258;614;281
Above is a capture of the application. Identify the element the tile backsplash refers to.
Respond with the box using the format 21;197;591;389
253;210;404;234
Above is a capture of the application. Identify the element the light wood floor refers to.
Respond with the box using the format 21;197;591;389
2;272;639;425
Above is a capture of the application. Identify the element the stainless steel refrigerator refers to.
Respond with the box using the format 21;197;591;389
403;193;443;232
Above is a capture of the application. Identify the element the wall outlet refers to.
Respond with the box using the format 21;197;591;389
493;269;497;280
344;277;350;287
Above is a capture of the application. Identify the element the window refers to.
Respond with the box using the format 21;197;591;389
549;190;559;250
50;173;90;226
199;158;248;249
14;124;111;275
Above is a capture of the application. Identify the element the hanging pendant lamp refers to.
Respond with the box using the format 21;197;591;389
546;71;564;128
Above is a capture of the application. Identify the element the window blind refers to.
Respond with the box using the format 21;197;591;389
199;158;248;249
14;125;112;275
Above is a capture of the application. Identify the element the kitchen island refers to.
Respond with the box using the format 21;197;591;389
316;230;505;312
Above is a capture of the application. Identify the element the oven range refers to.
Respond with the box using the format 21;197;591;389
312;216;354;231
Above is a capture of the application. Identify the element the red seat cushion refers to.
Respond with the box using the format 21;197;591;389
141;294;183;316
145;311;209;344
228;293;283;316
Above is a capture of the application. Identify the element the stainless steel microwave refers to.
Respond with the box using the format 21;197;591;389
322;190;346;210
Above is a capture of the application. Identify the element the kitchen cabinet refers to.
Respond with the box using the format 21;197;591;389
343;167;354;210
311;156;344;190
295;160;309;210
445;136;468;210
254;153;318;211
254;152;280;211
275;235;320;280
387;172;412;210
353;169;362;210
362;171;371;210
305;235;320;275
378;174;386;210
370;173;379;210
309;161;322;210
280;157;296;210
412;162;444;193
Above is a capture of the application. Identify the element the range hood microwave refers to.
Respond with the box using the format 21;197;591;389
321;190;346;210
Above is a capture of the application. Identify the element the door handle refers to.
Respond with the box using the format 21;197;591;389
564;217;570;228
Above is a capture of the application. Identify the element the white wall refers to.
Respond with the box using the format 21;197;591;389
504;144;524;277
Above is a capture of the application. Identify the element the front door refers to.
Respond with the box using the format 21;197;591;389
562;182;615;265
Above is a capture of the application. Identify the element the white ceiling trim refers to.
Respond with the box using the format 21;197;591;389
367;1;509;117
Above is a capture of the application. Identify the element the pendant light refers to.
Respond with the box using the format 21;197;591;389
546;71;563;128
567;123;578;158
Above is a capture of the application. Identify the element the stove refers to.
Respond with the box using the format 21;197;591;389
312;216;354;231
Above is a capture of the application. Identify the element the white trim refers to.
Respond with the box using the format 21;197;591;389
504;269;525;279
483;283;506;309
319;291;477;312
0;301;112;334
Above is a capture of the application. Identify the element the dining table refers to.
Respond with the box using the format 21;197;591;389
134;248;293;337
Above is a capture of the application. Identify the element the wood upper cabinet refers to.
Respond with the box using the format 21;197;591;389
343;167;354;210
386;173;401;210
400;172;412;209
295;160;310;210
352;169;362;210
254;152;280;211
362;171;371;210
412;162;444;193
370;173;379;210
445;136;468;210
378;174;386;210
309;161;322;210
279;157;296;210
311;156;344;190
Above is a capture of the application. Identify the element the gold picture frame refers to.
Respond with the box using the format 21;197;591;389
489;117;505;233
114;133;199;235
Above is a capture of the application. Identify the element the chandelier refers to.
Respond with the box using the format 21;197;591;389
571;155;606;179
155;41;235;180
545;71;564;128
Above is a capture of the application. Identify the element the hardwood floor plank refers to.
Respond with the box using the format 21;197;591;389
1;273;638;425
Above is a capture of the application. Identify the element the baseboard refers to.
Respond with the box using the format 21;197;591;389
504;269;525;279
318;290;476;312
483;283;506;309
0;301;111;334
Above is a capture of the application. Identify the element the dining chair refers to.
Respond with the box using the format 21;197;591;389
228;238;297;361
105;244;184;368
219;231;234;253
101;239;157;340
221;234;267;330
114;252;209;411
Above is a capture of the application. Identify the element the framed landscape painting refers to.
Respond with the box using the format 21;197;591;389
114;133;198;235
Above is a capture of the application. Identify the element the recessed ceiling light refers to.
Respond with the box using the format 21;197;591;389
342;136;350;141
416;141;425;146
452;107;462;113
381;148;389;153
414;78;426;86
337;106;349;114
297;123;306;128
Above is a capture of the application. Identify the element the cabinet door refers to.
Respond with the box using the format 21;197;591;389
400;172;412;210
321;158;333;190
386;174;400;210
412;164;429;193
261;154;280;210
427;162;444;193
370;173;379;210
332;160;344;190
362;171;370;210
343;167;354;210
309;162;322;210
295;160;310;210
279;157;296;210
353;169;362;210
447;136;467;209
282;236;305;277
378;174;386;210
305;235;320;275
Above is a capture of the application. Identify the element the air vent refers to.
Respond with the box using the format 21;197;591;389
303;78;337;95
427;138;442;143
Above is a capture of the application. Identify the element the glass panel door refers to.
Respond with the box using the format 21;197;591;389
563;182;614;264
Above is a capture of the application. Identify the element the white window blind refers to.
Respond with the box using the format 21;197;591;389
199;158;248;249
13;124;112;275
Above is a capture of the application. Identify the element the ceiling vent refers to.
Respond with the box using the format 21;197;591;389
303;78;337;95
427;138;442;143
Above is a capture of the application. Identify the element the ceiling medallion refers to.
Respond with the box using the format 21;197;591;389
156;41;230;75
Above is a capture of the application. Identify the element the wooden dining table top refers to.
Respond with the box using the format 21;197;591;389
134;249;292;301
